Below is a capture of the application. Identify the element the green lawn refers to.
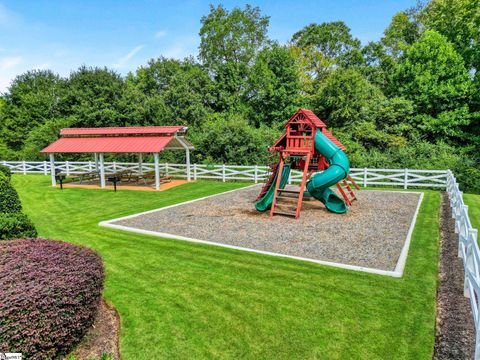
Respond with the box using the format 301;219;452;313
14;175;440;360
464;193;480;229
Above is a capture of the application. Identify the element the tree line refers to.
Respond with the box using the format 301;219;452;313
0;0;479;191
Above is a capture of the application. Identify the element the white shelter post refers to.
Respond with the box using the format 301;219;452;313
138;153;143;175
99;153;106;188
94;153;99;172
49;153;56;187
175;135;192;182
154;153;160;191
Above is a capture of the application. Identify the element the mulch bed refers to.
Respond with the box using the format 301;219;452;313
433;193;475;359
69;298;121;360
113;186;421;271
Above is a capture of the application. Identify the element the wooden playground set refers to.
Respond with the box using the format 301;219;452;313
255;109;360;219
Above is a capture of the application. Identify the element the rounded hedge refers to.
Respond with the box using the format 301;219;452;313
0;172;22;213
0;164;12;179
0;238;104;359
0;212;37;240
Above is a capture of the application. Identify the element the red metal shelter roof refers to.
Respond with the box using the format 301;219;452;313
41;136;175;153
60;126;186;136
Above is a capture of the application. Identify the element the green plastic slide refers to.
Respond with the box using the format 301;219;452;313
255;164;291;212
306;128;350;214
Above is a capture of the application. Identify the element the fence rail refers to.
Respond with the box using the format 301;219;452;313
0;160;449;189
447;170;480;359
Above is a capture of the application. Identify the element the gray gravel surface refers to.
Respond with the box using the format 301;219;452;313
113;185;421;271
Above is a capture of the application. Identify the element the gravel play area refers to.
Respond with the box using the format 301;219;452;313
111;186;422;271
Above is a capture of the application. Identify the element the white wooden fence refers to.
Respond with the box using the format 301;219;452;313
447;170;480;359
0;160;449;189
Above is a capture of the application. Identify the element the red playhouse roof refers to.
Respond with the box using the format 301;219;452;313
284;108;327;129
41;126;193;153
60;126;186;136
276;108;346;151
322;129;346;151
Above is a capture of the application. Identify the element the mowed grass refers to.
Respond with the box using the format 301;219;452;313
14;175;440;359
464;193;480;229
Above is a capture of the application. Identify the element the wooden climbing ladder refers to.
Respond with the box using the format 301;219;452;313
335;175;360;206
270;152;311;219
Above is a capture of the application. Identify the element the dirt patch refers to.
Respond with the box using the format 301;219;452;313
69;298;121;360
433;193;475;359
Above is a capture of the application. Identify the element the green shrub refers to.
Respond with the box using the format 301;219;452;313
0;165;12;179
0;212;37;240
0;173;22;213
0;238;104;359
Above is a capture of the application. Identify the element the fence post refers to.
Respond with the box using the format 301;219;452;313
193;163;197;180
254;165;258;184
22;160;26;175
463;227;474;298
43;161;48;175
363;168;368;187
113;161;117;172
404;169;408;189
222;164;226;182
165;163;169;176
88;161;93;172
66;161;70;176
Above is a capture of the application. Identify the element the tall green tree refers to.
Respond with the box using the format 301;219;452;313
1;70;66;151
290;21;362;80
420;0;480;72
313;68;384;128
394;30;470;115
191;112;278;165
131;57;213;127
382;11;420;57
291;21;361;61
63;66;125;128
199;4;270;111
246;44;303;127
360;41;397;91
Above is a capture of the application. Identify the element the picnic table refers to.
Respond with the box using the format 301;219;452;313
70;169;172;186
71;171;100;184
111;169;172;185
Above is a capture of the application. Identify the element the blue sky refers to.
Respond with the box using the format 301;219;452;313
0;0;417;92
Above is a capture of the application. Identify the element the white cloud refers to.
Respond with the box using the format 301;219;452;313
0;4;18;27
155;30;167;39
0;56;23;70
112;45;145;69
0;56;23;93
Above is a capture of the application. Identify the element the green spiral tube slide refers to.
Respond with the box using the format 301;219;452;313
306;128;350;214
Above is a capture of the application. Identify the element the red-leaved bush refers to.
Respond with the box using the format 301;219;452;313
0;238;104;359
